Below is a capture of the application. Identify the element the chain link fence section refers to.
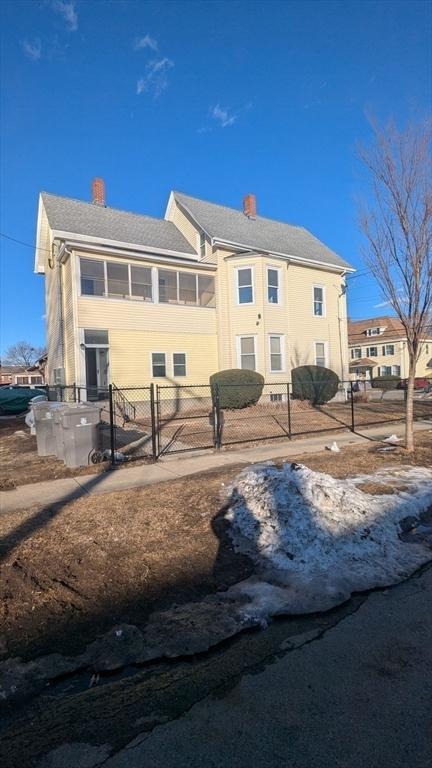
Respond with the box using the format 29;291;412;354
155;384;216;455
110;386;155;461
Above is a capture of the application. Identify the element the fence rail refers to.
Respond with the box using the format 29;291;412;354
45;379;432;463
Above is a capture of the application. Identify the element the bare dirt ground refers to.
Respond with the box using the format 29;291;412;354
1;430;431;664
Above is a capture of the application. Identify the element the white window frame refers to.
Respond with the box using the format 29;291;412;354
199;232;206;259
312;284;326;317
314;340;328;368
266;265;282;306
268;334;285;373
351;347;362;360
235;265;255;306
366;346;378;357
236;335;258;371
172;352;187;378
392;365;401;376
366;327;381;336
151;352;167;379
382;344;395;356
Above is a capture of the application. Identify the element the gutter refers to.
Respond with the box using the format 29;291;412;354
62;240;216;271
51;230;198;262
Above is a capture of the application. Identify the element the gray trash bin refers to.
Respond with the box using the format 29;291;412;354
60;404;101;468
32;401;67;457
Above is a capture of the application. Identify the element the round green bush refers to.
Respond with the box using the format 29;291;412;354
210;369;265;410
371;374;401;390
291;365;339;405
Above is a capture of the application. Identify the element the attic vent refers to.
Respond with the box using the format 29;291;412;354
92;178;105;206
243;193;256;219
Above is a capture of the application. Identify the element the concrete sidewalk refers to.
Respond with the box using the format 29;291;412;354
1;420;431;514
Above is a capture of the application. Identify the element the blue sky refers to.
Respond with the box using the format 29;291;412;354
1;0;431;354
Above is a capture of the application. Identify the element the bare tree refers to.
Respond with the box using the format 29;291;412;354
359;119;432;451
3;341;46;368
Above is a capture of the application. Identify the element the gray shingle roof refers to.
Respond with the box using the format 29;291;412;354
173;191;352;270
41;193;197;255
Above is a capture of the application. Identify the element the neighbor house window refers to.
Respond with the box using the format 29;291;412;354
313;285;325;316
366;327;382;336
30;376;43;384
392;365;401;376
267;268;280;304
151;353;166;378
382;344;395;356
131;266;152;301
173;353;187;377
315;342;326;367
351;347;362;359
238;336;256;370
80;258;105;296
16;376;29;385
107;262;129;298
270;393;283;402
269;335;284;372
366;346;378;357
380;366;392;376
237;268;254;304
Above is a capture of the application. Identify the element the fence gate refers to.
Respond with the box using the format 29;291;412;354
155;384;217;455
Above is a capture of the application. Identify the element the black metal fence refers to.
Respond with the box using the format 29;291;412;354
46;379;432;464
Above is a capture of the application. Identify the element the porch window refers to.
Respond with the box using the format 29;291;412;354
107;262;129;298
179;273;197;305
16;376;29;384
30;376;43;384
131;266;152;301
80;258;105;296
313;285;325;316
198;275;215;307
173;353;187;377
238;336;256;370
267;268;280;304
269;335;283;372
158;270;178;304
237;268;254;305
315;342;326;367
152;353;166;378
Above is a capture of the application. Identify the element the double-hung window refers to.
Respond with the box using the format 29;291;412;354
381;366;392;376
173;353;187;377
199;232;206;258
392;365;401;376
267;268;280;304
151;353;166;378
237;268;254;304
382;344;395;356
269;335;284;372
351;347;362;359
238;336;256;370
80;258;105;296
315;342;326;367
313;285;325;316
366;346;378;357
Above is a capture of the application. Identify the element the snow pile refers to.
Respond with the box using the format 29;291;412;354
224;462;432;614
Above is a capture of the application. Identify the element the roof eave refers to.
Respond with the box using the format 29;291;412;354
51;230;198;261
212;237;354;273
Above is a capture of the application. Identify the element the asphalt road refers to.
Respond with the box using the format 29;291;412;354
36;564;432;768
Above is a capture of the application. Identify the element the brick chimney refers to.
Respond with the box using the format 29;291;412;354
92;177;105;206
243;193;256;219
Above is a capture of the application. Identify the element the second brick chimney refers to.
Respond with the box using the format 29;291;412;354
92;177;105;206
243;193;256;219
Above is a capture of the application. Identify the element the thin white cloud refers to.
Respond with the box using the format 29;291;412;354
51;1;78;32
22;38;42;61
211;104;237;128
134;34;158;51
136;57;174;97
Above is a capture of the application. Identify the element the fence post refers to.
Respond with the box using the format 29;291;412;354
350;380;355;432
155;385;161;457
286;382;292;438
150;383;157;461
213;384;221;449
73;383;77;403
108;384;116;466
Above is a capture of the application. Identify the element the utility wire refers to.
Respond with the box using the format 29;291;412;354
0;232;51;254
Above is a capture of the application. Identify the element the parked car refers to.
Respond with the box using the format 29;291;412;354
397;377;430;391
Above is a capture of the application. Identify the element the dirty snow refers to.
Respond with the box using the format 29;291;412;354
224;462;432;615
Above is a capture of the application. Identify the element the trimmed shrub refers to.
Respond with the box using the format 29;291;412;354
371;375;401;390
291;365;339;405
210;368;265;410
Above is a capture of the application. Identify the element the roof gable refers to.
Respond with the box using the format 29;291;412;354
172;191;352;271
